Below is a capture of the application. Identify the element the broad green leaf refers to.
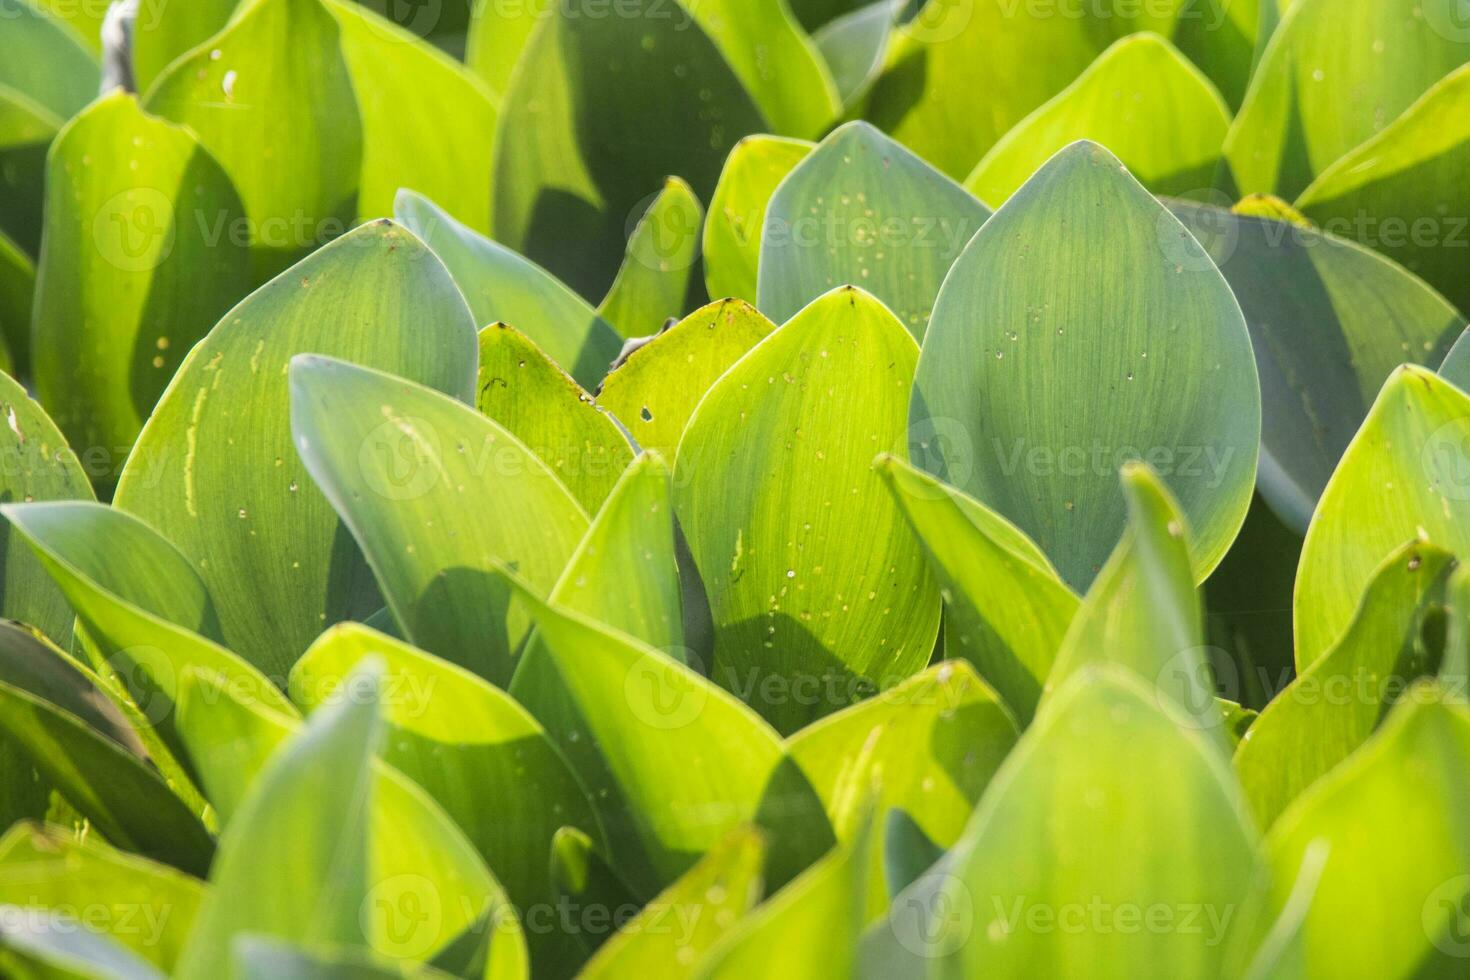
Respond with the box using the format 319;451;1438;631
291;355;588;683
813;2;896;107
966;33;1231;205
596;178;703;341
1295;366;1470;668
463;1;535;101
1262;693;1470;978
0;231;34;372
1169;198;1466;532
327;0;498;231
1294;64;1470;318
880;809;943;901
130;0;238;92
33;91;251;490
499;576;831;900
144;0;362;281
289;623;600;977
924;668;1259;978
674;286;941;734
703;136;812;304
1223;0;1470;199
395;190;622;390
0;622;214;876
0;906;165;980
175;663;380;980
912;141;1260;591
864;7;1196;178
1044;464;1224;737
113;220;478;681
492;0;765;300
0;0;97;122
786;661;1017;919
578;826;766;979
875;454;1077;723
693;819;870;980
475;323;632;514
0;371;95;646
1236;541;1454;829
2;500;298;763
673;0;840;140
598;299;776;460
177;664;529;979
758;121;990;340
0;823;205;972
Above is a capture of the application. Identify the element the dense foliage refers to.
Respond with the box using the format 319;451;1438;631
0;0;1468;977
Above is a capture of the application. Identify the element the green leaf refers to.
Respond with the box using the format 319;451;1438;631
922;667;1259;977
289;622;601;977
144;0;362;281
499;574;831;900
911;141;1260;591
1043;464;1225;737
1295;365;1470;668
758;121;990;340
875;454;1077;723
113;220;478;681
0;822;205;973
1223;0;1470;199
785;661;1018;920
813;2;896;108
0;370;95;646
578;826;766;979
174;662;381;980
598;299;776;460
130;0;238;93
692;818;871;980
1236;541;1455;829
0;622;214;876
33;91;252;490
1169;198;1466;532
30;0;105;52
2;500;298;764
290;355;588;685
1294;63;1470;318
1261;693;1470;978
395;190;622;391
475;323;633;515
0;0;98;121
326;1;498;232
674;286;941;734
463;1;535;101
596;178;704;341
0;231;34;372
492;0;765;300
965;34;1231;206
703;136;812;304
177;663;529;980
